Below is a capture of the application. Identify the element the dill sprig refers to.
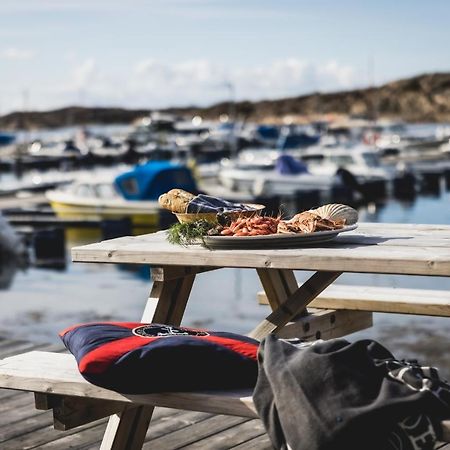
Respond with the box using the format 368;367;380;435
167;220;217;246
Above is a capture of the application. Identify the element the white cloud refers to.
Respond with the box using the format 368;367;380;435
0;47;34;60
0;57;358;114
125;58;356;107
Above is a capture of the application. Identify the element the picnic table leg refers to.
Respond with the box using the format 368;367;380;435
250;270;342;340
257;268;299;310
100;267;196;450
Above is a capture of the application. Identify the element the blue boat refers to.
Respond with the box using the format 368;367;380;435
0;132;15;146
278;132;320;150
115;160;197;201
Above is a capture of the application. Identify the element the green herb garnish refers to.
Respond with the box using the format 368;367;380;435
167;220;217;246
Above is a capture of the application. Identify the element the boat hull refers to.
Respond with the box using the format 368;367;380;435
50;201;160;228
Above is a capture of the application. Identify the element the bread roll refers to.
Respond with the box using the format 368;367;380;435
158;189;196;213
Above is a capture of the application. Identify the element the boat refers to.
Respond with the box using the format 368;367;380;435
298;145;396;184
27;139;85;158
218;151;342;197
240;124;281;148
127;112;178;145
0;132;15;147
0;169;77;195
277;125;321;151
46;161;198;232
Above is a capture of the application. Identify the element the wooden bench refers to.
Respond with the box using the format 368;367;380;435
258;285;450;317
0;351;449;442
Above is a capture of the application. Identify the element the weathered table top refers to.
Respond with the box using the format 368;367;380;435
71;223;450;277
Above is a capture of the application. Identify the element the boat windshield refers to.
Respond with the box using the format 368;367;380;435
71;183;120;199
95;183;120;198
237;163;275;171
361;152;380;167
301;154;324;165
329;155;355;166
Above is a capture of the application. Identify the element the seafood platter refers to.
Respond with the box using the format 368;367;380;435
158;189;358;248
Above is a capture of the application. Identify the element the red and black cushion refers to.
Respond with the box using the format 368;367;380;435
59;322;259;394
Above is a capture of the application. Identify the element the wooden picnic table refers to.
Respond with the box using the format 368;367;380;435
68;222;450;449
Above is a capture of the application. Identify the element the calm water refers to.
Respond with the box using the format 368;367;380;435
0;180;449;376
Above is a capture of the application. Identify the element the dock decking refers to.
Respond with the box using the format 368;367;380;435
0;336;448;450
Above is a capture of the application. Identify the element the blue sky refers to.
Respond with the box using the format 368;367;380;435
0;0;449;114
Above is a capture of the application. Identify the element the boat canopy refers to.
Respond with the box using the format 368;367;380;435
278;133;320;150
275;155;309;175
114;161;197;201
0;132;15;146
256;125;279;140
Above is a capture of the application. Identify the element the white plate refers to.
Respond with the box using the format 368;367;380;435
204;224;358;249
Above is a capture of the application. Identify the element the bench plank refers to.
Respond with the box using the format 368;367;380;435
0;352;258;419
258;285;450;317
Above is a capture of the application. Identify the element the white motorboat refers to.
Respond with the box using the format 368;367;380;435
46;176;161;230
298;145;396;183
27;139;85;158
218;150;341;197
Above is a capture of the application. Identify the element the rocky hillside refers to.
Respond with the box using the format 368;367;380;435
1;72;449;130
191;72;450;124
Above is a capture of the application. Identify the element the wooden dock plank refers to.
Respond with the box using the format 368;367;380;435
79;410;213;450
0;391;36;416
27;422;108;450
142;415;250;449
180;418;267;449
144;411;212;441
0;340;65;360
0;415;105;450
0;404;53;443
3;407;182;450
230;432;273;449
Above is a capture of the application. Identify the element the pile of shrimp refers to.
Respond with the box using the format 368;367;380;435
220;215;280;236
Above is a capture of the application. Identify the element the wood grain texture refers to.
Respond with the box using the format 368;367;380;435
248;271;342;340
51;397;131;431
71;224;450;276
256;269;298;310
151;266;218;281
258;285;450;317
178;418;266;450
277;309;373;340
